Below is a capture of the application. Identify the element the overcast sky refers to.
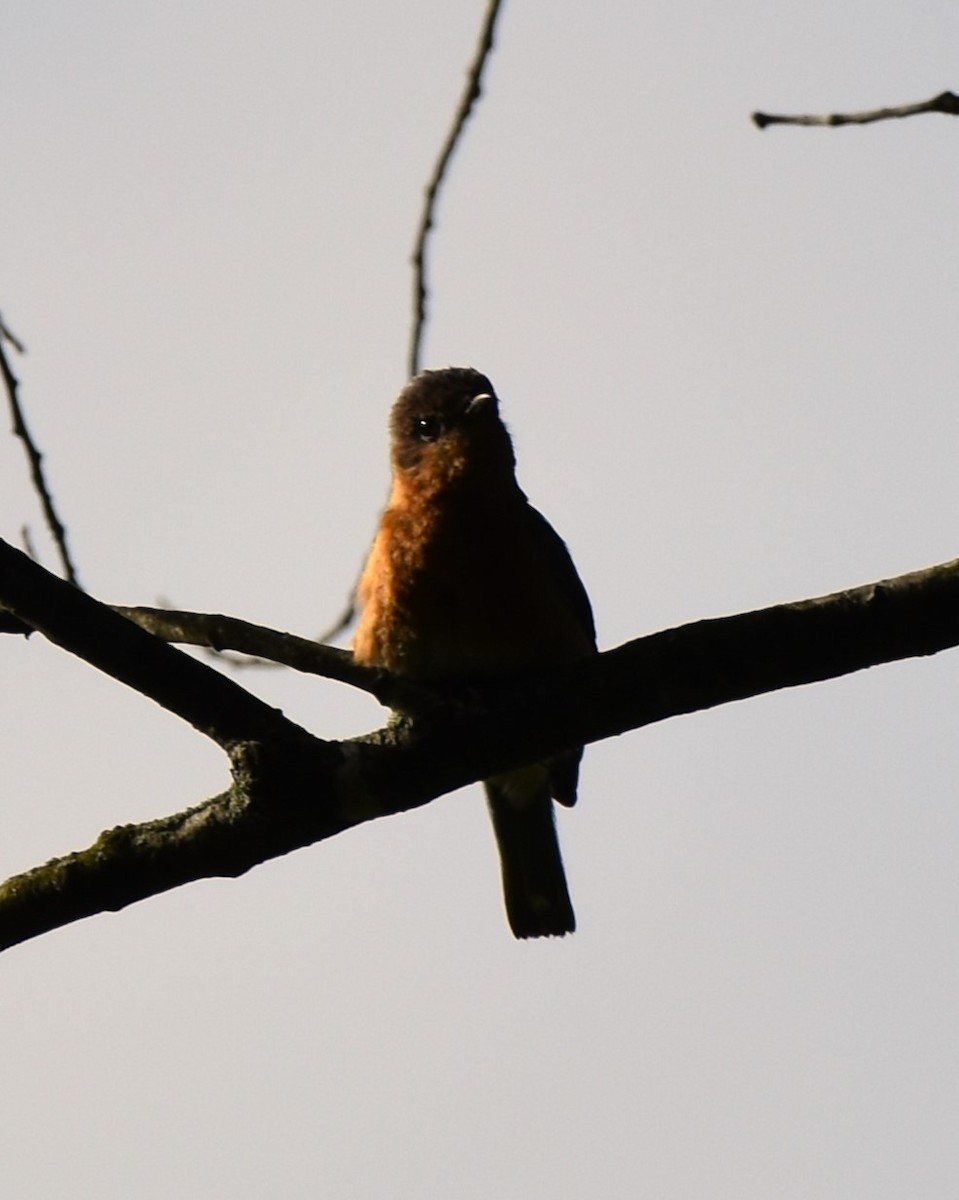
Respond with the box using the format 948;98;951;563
3;3;959;1196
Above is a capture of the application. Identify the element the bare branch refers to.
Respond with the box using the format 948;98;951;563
753;89;959;130
0;539;298;747
0;579;458;714
314;583;358;648
0;314;82;588
320;3;507;644
407;0;506;377
3;553;959;951
321;4;507;643
114;604;435;711
19;524;38;563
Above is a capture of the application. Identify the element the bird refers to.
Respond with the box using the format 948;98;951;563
353;367;596;937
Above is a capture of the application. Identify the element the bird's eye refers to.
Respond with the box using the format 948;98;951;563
414;415;443;442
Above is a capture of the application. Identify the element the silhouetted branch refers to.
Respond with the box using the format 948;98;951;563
753;89;959;130
113;604;435;711
313;585;360;648
3;549;959;951
407;0;505;377
318;3;507;645
0;540;293;747
0;314;82;588
0;316;26;355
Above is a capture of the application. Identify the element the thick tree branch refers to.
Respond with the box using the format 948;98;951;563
2;554;959;952
753;89;959;130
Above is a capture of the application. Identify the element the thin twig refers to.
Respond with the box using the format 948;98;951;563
314;583;359;647
0;314;82;588
20;525;38;563
407;0;506;377
0;316;26;355
321;5;506;642
753;89;959;130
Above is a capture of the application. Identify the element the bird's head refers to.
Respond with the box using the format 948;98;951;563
389;367;517;494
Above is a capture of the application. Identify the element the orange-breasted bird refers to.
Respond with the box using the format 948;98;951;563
353;367;596;937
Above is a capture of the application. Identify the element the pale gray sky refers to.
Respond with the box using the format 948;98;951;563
3;3;959;1196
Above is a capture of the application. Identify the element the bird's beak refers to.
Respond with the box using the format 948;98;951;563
465;392;495;417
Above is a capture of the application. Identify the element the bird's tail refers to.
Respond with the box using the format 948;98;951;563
485;773;575;938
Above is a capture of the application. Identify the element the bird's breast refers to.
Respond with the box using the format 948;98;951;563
353;489;590;680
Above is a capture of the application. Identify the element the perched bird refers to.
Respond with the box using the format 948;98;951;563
353;367;596;937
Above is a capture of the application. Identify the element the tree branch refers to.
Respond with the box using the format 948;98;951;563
3;553;959;952
116;605;359;679
0;539;297;748
407;0;506;377
112;604;438;712
0;314;82;587
0;582;468;715
753;89;959;130
316;2;507;647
